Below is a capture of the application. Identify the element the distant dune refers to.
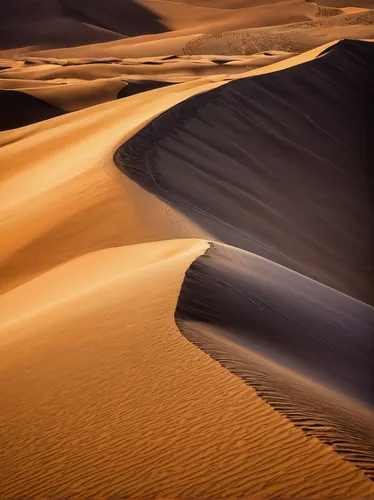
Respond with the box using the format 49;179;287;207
0;0;169;50
118;79;174;97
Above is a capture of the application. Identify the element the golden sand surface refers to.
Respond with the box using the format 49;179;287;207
1;1;373;497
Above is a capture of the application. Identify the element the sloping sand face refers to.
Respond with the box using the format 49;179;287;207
0;76;221;293
1;241;374;498
175;242;374;476
0;89;65;131
115;39;374;304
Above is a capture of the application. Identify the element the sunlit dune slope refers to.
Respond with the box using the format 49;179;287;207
0;76;224;293
1;240;374;498
2;43;344;293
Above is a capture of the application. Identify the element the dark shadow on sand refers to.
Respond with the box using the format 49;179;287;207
60;0;169;37
174;242;374;477
0;89;65;131
114;40;374;305
117;80;174;99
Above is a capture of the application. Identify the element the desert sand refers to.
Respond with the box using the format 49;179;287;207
0;0;373;498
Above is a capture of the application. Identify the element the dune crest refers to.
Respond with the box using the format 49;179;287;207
115;39;374;304
1;0;373;497
1;240;374;497
176;241;374;476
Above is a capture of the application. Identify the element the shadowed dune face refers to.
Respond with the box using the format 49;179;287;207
0;0;168;50
0;1;122;50
115;40;374;304
176;243;374;405
118;79;174;98
175;242;374;476
0;89;65;130
60;0;169;37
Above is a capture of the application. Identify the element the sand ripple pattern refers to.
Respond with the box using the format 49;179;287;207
2;242;373;497
115;39;374;479
183;11;374;55
176;242;374;478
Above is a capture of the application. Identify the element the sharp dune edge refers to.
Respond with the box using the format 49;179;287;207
176;242;374;475
115;39;373;304
1;0;374;498
1;240;373;498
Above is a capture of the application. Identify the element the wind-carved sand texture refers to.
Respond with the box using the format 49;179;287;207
175;242;374;476
1;0;374;497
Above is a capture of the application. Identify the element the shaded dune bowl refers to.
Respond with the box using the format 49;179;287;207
114;39;374;478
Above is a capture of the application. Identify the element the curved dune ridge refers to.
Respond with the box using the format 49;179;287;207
176;242;374;476
114;38;374;479
115;39;374;305
1;0;374;495
1;240;373;498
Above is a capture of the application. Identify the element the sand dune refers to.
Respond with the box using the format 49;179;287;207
115;39;373;304
0;75;220;293
139;0;320;32
0;0;172;51
176;242;374;475
22;77;127;112
0;0;125;51
1;0;373;497
0;77;127;113
0;89;65;131
1;240;374;498
184;15;374;55
4;43;334;283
